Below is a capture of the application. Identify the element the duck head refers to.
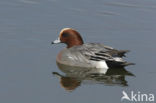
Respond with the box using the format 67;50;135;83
52;28;84;48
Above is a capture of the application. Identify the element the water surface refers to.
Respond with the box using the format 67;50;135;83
0;0;156;103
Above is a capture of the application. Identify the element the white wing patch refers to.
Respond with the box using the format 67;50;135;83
114;57;123;62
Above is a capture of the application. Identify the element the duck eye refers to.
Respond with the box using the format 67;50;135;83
62;33;69;38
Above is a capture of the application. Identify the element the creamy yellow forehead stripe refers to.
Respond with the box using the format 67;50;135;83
59;28;72;38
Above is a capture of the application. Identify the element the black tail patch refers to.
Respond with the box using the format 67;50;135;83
106;61;135;68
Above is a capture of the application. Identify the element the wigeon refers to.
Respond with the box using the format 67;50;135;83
52;28;134;73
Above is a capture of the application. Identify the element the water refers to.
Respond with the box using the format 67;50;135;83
0;0;156;103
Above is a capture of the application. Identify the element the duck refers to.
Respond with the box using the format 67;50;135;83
52;28;134;74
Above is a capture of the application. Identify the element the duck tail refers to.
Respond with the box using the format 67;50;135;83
118;50;130;57
122;62;135;66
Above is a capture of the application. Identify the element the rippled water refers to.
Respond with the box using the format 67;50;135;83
0;0;156;103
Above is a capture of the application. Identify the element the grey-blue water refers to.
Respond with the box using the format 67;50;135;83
0;0;156;103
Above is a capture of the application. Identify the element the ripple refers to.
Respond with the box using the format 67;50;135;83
71;8;118;16
97;10;119;16
18;0;39;4
104;1;156;10
105;2;139;8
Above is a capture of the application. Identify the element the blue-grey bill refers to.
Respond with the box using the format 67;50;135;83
52;38;61;44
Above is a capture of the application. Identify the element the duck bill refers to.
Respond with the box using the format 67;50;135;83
51;37;61;44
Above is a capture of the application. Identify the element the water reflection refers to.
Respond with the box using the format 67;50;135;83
53;63;134;91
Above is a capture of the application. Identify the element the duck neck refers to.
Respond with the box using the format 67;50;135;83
66;39;84;48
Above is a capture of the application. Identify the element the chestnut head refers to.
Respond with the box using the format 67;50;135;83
52;28;84;48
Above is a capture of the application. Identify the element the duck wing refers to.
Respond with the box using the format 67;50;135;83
66;43;134;68
74;43;133;67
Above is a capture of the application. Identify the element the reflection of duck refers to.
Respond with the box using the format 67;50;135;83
53;72;81;91
53;64;134;91
52;28;134;74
